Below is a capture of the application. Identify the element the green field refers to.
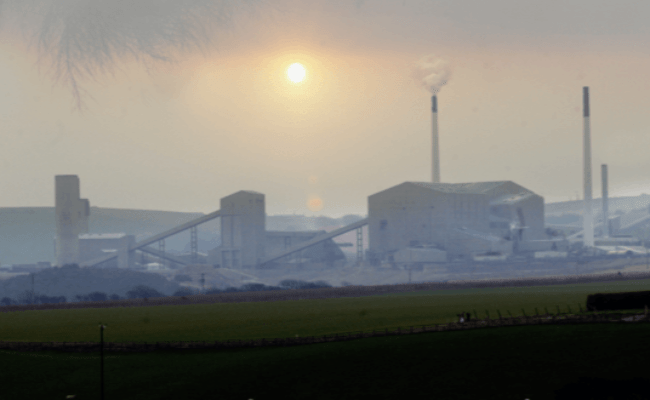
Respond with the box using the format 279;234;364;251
1;278;649;343
1;323;648;399
1;279;649;399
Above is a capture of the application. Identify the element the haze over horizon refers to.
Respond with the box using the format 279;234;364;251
2;0;650;218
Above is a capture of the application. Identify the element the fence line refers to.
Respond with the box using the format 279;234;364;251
0;312;646;354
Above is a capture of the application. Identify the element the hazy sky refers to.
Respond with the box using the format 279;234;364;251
2;0;650;217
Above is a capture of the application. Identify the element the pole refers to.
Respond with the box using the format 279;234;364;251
409;249;412;283
30;273;35;304
601;164;609;237
583;87;594;248
432;95;440;183
100;324;105;400
643;226;650;269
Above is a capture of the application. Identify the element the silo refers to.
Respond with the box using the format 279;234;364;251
55;175;86;266
219;191;266;268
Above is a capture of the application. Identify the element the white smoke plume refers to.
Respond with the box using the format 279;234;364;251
0;0;261;109
413;54;451;95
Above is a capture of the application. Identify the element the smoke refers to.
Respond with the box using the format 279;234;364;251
0;0;261;109
413;54;451;95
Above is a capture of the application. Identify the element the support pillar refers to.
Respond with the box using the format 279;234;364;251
158;240;165;268
191;226;198;264
356;227;363;265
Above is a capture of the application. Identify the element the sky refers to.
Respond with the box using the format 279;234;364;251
1;0;650;217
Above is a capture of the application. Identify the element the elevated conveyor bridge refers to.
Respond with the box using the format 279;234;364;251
259;218;368;266
81;210;223;267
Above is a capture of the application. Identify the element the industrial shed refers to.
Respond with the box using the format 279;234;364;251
207;191;346;269
367;181;544;262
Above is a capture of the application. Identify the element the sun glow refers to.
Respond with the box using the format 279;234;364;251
287;63;306;83
307;196;323;212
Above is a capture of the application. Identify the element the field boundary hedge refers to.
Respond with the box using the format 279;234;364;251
0;312;647;353
2;270;650;314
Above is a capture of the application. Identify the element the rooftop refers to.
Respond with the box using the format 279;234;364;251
79;233;128;240
409;181;519;195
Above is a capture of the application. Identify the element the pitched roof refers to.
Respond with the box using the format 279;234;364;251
79;233;128;240
489;192;537;205
409;181;512;194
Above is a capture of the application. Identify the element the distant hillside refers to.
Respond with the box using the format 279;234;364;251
0;207;365;265
266;214;365;231
545;194;650;216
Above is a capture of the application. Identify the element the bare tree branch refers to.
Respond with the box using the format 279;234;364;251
1;0;260;110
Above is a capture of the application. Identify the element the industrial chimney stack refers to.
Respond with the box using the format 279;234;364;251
583;87;594;247
432;95;440;183
602;164;609;238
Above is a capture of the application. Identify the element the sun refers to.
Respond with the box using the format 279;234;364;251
287;63;306;83
307;197;323;212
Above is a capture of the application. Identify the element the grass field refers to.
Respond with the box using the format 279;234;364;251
1;279;650;399
1;323;648;399
0;278;648;344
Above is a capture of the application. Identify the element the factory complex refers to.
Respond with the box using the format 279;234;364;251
40;86;650;272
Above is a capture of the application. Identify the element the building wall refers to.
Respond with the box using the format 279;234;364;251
446;230;512;257
487;194;545;242
218;191;265;268
78;234;136;268
368;183;491;261
517;194;545;241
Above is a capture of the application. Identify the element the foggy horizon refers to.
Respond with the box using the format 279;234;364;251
2;0;650;216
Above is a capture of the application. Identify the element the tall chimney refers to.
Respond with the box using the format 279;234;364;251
432;95;440;183
583;87;594;247
601;164;609;238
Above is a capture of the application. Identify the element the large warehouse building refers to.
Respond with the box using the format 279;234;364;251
367;181;545;263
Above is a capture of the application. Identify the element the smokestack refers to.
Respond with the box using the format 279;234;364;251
602;164;609;238
583;87;594;247
432;95;440;183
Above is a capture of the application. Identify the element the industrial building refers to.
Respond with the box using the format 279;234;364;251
55;182;346;270
206;191;345;268
51;88;645;271
78;233;136;269
367;181;546;263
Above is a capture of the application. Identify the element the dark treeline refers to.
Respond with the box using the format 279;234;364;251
0;279;333;306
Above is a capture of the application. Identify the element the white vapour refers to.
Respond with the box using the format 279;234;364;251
413;55;451;95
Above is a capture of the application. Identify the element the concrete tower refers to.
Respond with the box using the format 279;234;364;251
601;164;609;238
219;191;265;268
55;175;90;266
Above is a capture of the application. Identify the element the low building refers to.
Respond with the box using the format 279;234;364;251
78;233;136;268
